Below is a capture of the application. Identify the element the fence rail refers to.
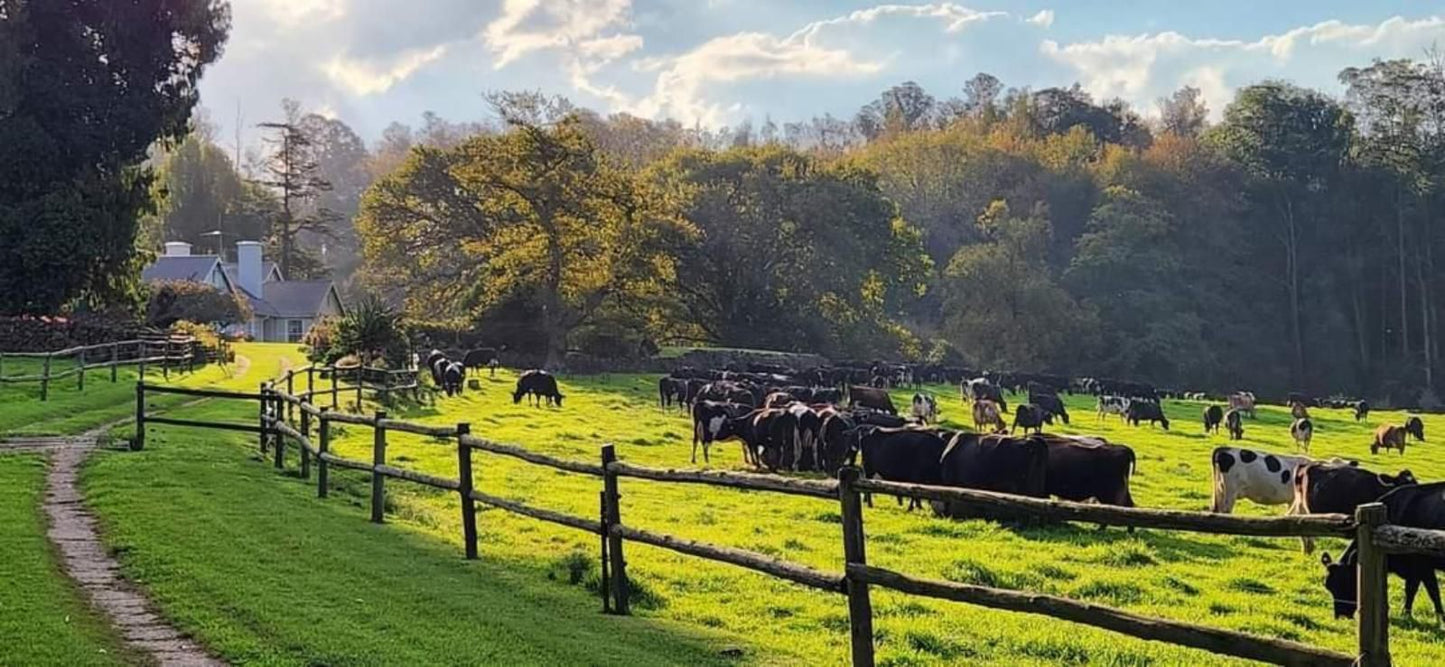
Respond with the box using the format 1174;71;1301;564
1;336;212;400
130;373;1445;667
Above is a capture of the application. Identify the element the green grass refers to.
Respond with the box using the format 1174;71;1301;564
26;344;1445;664
0;453;128;665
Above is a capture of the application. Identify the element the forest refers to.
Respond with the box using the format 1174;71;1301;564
15;29;1445;402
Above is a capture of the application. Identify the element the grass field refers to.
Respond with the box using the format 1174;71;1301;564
21;342;1445;664
0;454;129;665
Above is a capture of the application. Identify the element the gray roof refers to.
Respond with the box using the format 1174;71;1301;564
140;256;224;283
220;261;281;284
256;280;337;319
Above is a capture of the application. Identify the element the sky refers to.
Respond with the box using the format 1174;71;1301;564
199;0;1445;149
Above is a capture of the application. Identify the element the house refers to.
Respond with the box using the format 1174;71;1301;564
141;241;345;342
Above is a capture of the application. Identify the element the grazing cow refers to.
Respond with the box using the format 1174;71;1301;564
1203;405;1224;434
1290;418;1313;451
932;433;1049;518
1225;409;1244;440
1212;447;1337;514
1291;462;1416;553
1373;424;1408;455
1011;404;1050;435
462;347;499;376
1126;401;1170;430
1037;434;1135;511
1096;396;1129;421
1028;392;1070;425
1228;392;1257;419
512;370;564;407
910;393;939;424
442;361;464;397
1406;415;1426;442
963;378;1007;413
972;400;1006;433
849;385;898;415
1354;400;1370;422
658;376;686;409
855;426;947;510
690;400;753;464
1290;402;1310;420
1321;482;1445;622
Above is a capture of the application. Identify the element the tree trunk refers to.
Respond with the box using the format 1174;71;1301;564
1398;189;1409;359
1420;226;1435;392
1283;197;1305;387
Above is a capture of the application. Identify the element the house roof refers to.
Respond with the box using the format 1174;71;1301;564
255;280;338;319
220;261;282;285
140;256;224;284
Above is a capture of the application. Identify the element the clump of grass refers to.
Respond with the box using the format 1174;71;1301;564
1280;611;1321;630
1097;543;1157;567
942;558;1001;588
781;538;810;552
813;511;842;524
1070;579;1145;605
1208;602;1235;615
1159;575;1199;596
903;630;976;660
548;551;594;586
1226;577;1275;595
1032;563;1077;582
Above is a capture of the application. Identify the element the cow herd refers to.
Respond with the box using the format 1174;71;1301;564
421;348;563;407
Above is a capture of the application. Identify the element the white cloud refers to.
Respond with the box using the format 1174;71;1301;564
322;45;448;96
483;0;637;69
1026;10;1054;28
1043;15;1445;117
252;0;347;29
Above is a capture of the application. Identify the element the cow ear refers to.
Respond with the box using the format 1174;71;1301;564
1321;552;1332;566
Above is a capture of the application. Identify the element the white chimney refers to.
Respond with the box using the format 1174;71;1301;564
164;241;192;257
236;241;263;297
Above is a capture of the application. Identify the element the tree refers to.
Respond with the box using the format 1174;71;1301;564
145;280;251;328
357;111;683;366
295;113;371;288
1157;86;1209;137
855;82;937;140
257;100;338;280
0;0;230;313
150;131;273;255
962;72;1004;121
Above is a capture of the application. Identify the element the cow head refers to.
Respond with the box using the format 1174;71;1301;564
1320;551;1359;619
1384;469;1416;486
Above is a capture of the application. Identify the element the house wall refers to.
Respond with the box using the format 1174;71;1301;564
256;317;313;343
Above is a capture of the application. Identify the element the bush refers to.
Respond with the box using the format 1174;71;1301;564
145;280;251;328
329;297;409;367
303;316;339;363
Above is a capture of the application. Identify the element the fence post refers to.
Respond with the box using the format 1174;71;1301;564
139;342;147;379
1356;503;1391;667
110;343;118;382
317;408;331;498
331;367;340;410
599;490;610;614
162;341;170;380
273;390;285;470
838;466;875;667
371;411;388;523
258;382;269;454
76;350;85;391
307;366;316;399
601;443;629;615
299;405;312;480
456;423;477;559
355;367;363;411
40;352;51;401
132;382;146;451
286;372;295;421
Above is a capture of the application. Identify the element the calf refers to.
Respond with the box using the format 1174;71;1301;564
1096;395;1129;422
1212;447;1315;513
932;432;1049;518
1291;462;1416;553
1373;424;1408;455
690;400;752;464
972;399;1006;433
1126;401;1170;429
1354;400;1370;422
848;385;897;415
855;426;947;511
1290;417;1313;451
1406;415;1426;442
1203;405;1223;435
1011;404;1050;435
910;393;939;424
1028;392;1069;425
1321;481;1445;622
1225;409;1244;440
512;370;563;407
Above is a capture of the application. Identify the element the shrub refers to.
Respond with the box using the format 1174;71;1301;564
145;280;251;328
329;297;409;367
303;316;338;362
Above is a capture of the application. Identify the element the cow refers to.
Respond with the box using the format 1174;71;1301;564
854;426;947;511
1290;402;1310;420
1291;462;1416;554
1096;395;1129;422
1203;405;1224;435
1225;409;1244;440
1354;400;1370;422
1213;447;1337;514
1320;481;1445;622
849;385;897;415
1126;401;1170;429
425;349;448;386
816;407;856;474
963;378;1007;413
1028;392;1070;425
698;381;755;407
690;400;752;464
1037;433;1135;513
658;376;686;409
1287;392;1319;408
441;361;464;397
1373;424;1408;455
972;400;1006;433
512;370;564;407
1228;392;1257;419
1011;404;1050;435
763;391;796;409
931;432;1049;518
910;393;939;424
1406;415;1426;442
1290;418;1313;451
462;347;500;377
787;403;823;471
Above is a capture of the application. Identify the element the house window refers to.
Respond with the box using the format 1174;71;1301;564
287;319;304;343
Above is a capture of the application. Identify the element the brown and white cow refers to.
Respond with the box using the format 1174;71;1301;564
1373;424;1408;455
972;399;1006;433
1228;392;1256;418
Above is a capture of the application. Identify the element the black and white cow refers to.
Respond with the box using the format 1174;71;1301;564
512;370;563;407
1211;447;1323;514
1126;400;1170;429
1321;481;1445;622
441;361;464;397
1290;417;1313;451
1096;395;1129;421
1291;462;1415;554
1225;408;1244;440
1353;400;1370;422
690;400;753;464
910;393;938;424
963;378;1007;413
1406;415;1426;442
1203;405;1223;435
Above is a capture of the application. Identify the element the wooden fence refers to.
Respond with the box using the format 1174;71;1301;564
1;335;211;400
131;369;1445;667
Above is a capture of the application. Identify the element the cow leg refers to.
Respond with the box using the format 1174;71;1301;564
1421;570;1445;623
1404;576;1422;617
